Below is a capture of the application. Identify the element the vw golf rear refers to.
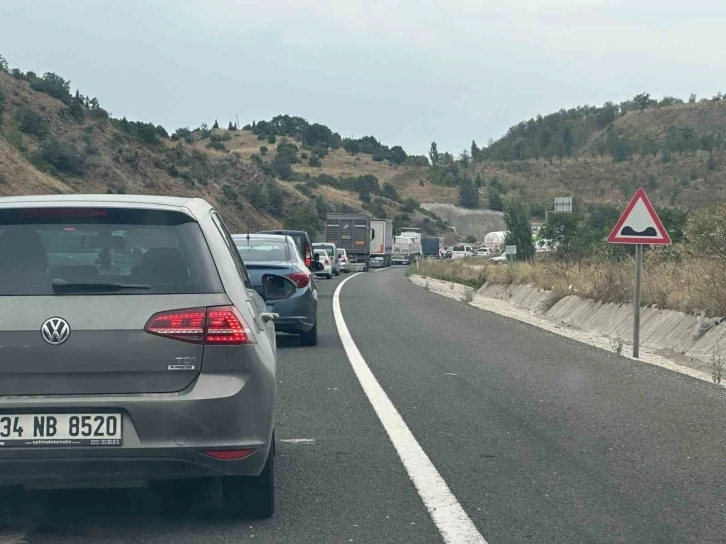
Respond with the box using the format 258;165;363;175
0;195;286;518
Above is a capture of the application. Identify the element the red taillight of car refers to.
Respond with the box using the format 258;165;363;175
288;271;311;288
305;243;312;268
203;449;256;460
145;306;253;345
340;256;346;262
145;308;206;343
324;259;330;265
205;306;251;344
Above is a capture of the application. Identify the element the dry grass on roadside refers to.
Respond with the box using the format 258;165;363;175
414;251;726;317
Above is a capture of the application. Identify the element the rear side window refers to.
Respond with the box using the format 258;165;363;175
235;238;290;261
0;208;223;295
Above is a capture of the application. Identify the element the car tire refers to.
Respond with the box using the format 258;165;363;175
219;447;275;519
326;273;332;279
300;320;318;346
334;270;340;276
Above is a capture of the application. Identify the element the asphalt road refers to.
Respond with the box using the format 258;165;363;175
1;268;725;543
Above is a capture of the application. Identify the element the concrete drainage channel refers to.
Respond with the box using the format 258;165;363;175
409;275;726;387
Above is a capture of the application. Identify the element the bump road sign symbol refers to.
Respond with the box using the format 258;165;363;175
607;188;671;245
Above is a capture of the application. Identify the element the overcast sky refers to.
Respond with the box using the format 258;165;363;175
2;0;725;155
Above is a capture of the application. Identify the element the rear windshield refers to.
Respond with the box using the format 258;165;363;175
0;207;223;295
314;244;335;254
235;238;290;262
337;249;345;256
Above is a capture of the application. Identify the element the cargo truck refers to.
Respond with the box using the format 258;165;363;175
392;235;422;265
325;213;371;271
422;237;441;258
370;218;393;268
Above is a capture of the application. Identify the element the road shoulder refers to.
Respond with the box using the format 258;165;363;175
409;274;723;387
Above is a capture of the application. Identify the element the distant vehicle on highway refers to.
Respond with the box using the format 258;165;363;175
490;253;509;264
314;249;333;279
258;229;314;269
313;242;339;276
0;194;319;518
422;237;442;258
234;233;322;347
451;244;475;259
444;247;453;259
337;248;350;273
475;247;491;256
484;231;508;254
370;218;393;268
325;213;371;271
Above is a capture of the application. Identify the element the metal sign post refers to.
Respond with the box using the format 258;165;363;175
633;244;643;358
607;189;671;359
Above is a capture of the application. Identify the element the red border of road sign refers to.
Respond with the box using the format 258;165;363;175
607;188;672;245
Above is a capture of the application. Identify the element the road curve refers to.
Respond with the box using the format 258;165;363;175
0;268;723;543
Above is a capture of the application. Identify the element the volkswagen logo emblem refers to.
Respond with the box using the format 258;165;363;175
41;317;71;346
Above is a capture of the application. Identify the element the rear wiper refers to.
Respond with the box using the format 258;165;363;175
51;279;151;293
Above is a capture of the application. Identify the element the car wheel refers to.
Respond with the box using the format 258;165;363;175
326;273;332;279
300;320;318;346
219;447;275;519
334;270;340;276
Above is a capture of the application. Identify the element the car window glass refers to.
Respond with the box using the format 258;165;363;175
210;211;252;289
0;208;223;295
235;239;289;261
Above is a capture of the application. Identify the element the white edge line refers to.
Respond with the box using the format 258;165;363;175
333;273;488;544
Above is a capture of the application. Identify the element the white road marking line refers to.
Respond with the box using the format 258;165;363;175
280;438;316;444
333;274;488;544
373;267;390;272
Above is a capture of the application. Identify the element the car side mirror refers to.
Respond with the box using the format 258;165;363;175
261;274;297;301
309;261;324;272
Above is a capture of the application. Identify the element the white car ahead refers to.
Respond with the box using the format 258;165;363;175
451;244;475;259
313;249;333;279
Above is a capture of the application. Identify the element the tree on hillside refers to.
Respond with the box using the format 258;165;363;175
285;203;321;236
458;178;479;208
465;235;477;244
563;127;574;156
228;121;237;130
381;182;400;201
488;188;504;211
503;197;535;260
212;119;219;129
474;173;483;188
458;150;471;168
471;140;480;161
689;93;697;103
429;142;440;165
634;93;651;112
0;55;8;73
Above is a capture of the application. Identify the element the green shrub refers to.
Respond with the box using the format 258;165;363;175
259;146;268;155
301;152;308;159
308;153;322;167
15;107;48;136
40;139;86;175
267;133;277;144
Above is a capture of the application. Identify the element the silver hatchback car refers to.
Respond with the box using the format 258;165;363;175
0;194;316;518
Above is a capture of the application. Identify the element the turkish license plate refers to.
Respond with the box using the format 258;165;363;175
0;414;122;447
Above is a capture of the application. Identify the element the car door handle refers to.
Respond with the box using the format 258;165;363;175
260;313;279;324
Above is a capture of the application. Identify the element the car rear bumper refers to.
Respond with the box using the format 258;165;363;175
267;291;316;333
0;368;275;488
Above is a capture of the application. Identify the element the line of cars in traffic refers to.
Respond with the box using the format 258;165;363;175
0;195;343;522
442;243;507;262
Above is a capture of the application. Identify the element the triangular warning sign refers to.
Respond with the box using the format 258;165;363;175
608;188;671;245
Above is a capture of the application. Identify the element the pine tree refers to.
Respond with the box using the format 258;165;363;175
212;119;219;129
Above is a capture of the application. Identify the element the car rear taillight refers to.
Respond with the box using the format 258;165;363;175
288;271;311;288
145;306;253;345
305;242;312;268
340;257;346;262
206;306;251;344
324;259;330;265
